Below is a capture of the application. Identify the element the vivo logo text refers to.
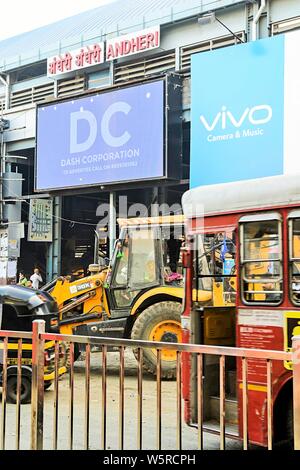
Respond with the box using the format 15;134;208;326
200;105;273;131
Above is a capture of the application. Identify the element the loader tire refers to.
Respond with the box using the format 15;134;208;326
131;301;182;380
44;380;52;391
7;375;31;404
64;342;81;370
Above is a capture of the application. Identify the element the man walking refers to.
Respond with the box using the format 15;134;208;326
30;268;43;290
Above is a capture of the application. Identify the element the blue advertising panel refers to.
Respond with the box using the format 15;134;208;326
190;35;285;187
36;80;164;190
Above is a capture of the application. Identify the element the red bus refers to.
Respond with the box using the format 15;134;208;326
181;174;300;447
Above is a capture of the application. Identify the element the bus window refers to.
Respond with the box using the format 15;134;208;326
289;217;300;304
240;218;282;304
128;227;159;288
194;231;236;305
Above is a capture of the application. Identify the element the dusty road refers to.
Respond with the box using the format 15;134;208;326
3;349;243;450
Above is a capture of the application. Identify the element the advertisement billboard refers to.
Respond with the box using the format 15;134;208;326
189;31;300;188
36;80;165;191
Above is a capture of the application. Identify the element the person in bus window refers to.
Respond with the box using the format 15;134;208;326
262;282;281;302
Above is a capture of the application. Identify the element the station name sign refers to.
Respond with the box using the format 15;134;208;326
48;43;104;76
47;25;160;77
106;26;160;61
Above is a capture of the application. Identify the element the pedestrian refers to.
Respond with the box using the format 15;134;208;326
30;268;43;290
17;271;28;286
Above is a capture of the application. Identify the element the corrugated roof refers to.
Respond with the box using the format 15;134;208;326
0;0;246;71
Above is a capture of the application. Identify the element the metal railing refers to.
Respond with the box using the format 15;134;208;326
0;321;299;450
0;329;32;450
32;321;300;451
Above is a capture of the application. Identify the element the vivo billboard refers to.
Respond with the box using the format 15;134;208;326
190;31;300;188
36;80;171;191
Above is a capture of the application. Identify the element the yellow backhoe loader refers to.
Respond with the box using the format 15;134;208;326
43;215;235;378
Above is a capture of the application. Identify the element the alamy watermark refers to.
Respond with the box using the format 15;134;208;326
95;195;204;243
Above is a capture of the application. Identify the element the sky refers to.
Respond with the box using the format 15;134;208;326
0;0;116;41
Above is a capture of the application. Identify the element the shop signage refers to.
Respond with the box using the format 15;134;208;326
36;80;164;190
47;26;160;77
28;199;53;242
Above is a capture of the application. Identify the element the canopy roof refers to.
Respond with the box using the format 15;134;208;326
0;0;247;71
182;174;300;218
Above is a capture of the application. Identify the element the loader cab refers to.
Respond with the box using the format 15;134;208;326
106;217;184;311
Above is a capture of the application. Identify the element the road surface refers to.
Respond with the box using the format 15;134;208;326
3;349;246;450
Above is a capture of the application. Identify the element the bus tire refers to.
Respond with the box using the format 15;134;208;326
282;397;293;448
274;394;294;449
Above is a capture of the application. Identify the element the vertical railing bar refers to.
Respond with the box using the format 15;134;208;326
267;359;273;450
292;335;300;450
176;351;182;450
85;343;91;450
157;349;162;450
137;347;143;450
197;353;203;450
101;345;107;450
53;340;59;450
219;355;226;450
1;337;7;450
16;339;22;450
69;342;74;450
242;357;248;450
31;320;45;450
119;346;125;450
